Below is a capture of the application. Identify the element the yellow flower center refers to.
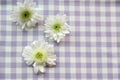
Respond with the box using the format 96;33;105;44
35;52;43;59
20;9;32;22
33;49;47;64
52;23;61;33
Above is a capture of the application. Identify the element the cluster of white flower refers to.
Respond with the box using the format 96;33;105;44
11;0;71;74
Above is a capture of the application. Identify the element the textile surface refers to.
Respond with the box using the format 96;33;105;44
0;0;120;80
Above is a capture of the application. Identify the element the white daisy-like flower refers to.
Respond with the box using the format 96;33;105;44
44;14;70;43
11;0;41;30
22;40;56;74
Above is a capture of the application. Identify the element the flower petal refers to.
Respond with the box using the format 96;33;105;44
33;63;39;74
26;59;34;65
27;21;32;28
47;45;54;54
32;13;41;21
47;55;56;66
22;46;33;57
47;59;56;66
33;62;45;73
22;46;34;65
56;38;60;43
39;65;45;73
21;24;25;29
31;41;40;50
49;55;56;61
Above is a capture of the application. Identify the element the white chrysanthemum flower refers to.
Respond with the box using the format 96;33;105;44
11;0;41;30
22;40;56;74
44;14;70;43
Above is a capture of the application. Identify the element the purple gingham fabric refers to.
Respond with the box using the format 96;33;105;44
0;0;120;80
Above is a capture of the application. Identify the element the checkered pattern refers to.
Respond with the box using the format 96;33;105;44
0;0;120;80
